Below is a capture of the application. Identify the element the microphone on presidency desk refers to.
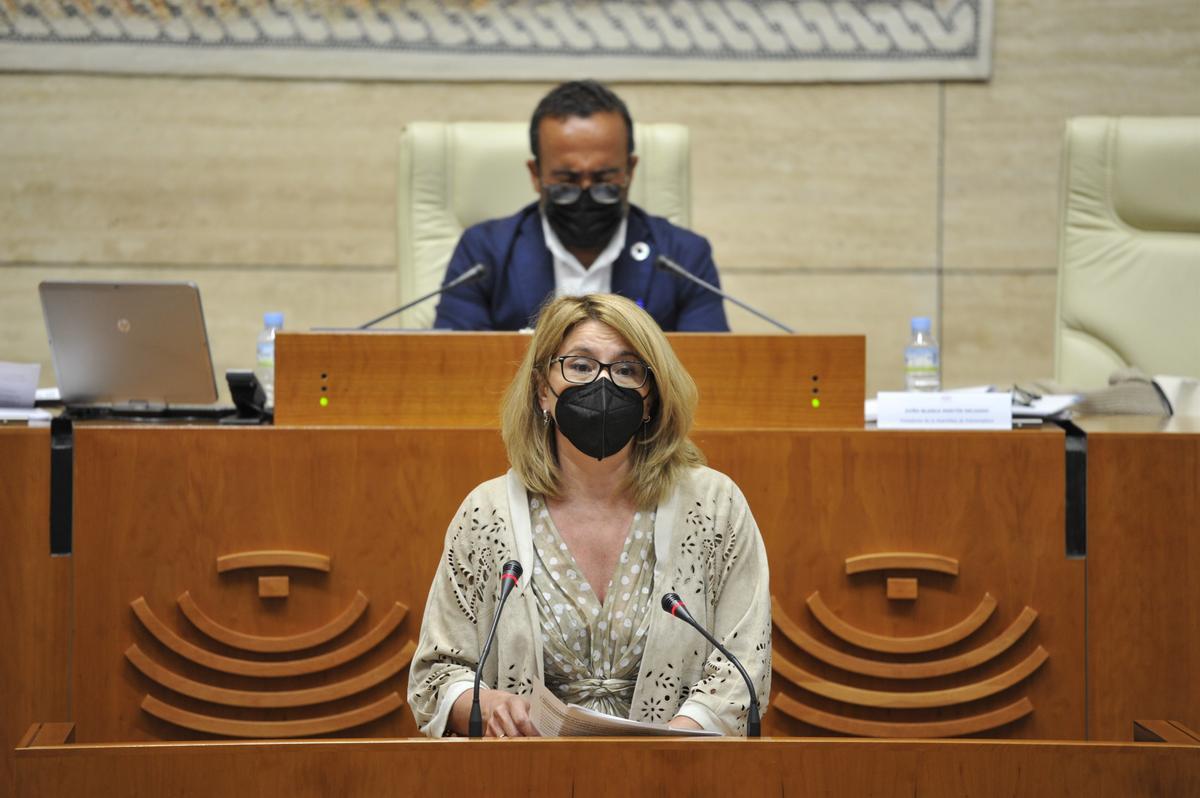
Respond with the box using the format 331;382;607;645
654;255;795;334
661;592;761;738
469;559;524;738
357;263;488;330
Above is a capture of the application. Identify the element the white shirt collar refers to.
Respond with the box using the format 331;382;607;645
541;212;628;298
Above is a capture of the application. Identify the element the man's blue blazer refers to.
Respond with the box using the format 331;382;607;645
432;203;730;332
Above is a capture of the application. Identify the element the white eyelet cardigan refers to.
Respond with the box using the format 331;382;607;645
407;465;772;737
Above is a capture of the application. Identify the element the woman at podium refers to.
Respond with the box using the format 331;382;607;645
408;293;771;737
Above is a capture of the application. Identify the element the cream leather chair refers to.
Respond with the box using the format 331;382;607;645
396;121;691;328
1055;117;1200;388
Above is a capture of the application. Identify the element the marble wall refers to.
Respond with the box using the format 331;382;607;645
2;0;1198;399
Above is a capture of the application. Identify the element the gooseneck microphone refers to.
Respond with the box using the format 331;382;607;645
654;255;795;334
358;263;488;330
661;592;761;737
469;559;523;738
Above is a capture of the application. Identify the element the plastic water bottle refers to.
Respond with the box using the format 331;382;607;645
905;316;940;392
256;312;284;407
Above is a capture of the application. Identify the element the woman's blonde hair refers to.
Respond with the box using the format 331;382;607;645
501;294;704;507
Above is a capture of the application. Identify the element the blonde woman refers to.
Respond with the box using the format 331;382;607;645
408;293;770;737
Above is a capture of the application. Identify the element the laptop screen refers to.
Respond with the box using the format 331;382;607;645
39;281;219;408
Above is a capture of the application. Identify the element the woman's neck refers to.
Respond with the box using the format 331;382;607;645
554;436;635;506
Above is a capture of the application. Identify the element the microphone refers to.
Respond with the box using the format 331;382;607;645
358;263;488;330
469;559;523;738
661;592;761;737
654;255;795;334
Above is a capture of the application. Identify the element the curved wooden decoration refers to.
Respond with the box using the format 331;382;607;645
130;597;406;677
773;692;1034;738
773;646;1048;709
125;640;416;708
140;692;403;739
216;550;331;574
773;598;1038;679
844;552;960;576
178;590;369;653
807;591;997;654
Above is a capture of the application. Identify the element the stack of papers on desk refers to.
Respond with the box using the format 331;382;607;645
0;362;52;423
529;682;718;737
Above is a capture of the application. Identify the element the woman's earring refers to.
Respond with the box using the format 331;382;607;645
543;409;551;427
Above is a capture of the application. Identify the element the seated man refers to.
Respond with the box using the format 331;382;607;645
432;80;730;332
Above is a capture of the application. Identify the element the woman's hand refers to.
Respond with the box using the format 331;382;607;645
450;688;540;737
667;715;704;732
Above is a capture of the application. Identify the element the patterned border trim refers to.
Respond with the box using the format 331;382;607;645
0;1;993;83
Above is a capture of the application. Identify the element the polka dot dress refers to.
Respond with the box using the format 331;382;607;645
529;494;656;719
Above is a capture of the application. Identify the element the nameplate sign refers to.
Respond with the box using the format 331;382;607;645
877;392;1012;430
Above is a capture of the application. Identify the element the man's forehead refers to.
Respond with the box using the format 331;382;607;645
537;111;628;158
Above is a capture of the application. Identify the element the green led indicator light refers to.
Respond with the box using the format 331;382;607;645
319;396;329;407
811;397;821;408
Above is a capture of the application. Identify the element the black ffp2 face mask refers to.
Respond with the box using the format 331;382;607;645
551;378;645;461
543;190;625;252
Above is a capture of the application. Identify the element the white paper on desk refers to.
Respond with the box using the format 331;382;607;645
529;682;718;737
877;391;1012;430
0;362;39;408
1014;394;1080;419
0;407;52;423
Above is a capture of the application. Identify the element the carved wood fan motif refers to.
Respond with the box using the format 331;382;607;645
771;551;1048;738
126;550;414;738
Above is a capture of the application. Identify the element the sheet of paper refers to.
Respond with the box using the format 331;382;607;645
0;362;40;408
0;408;52;423
529;682;718;737
877;390;1013;430
1014;394;1080;419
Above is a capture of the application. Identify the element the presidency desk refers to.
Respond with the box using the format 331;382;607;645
3;419;1199;795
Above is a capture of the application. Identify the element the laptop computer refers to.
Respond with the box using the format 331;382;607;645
39;281;225;417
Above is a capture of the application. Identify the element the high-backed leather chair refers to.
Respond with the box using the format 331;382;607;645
1055;117;1200;387
396;121;691;328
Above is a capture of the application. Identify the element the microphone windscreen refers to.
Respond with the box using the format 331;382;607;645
502;559;523;580
661;592;683;613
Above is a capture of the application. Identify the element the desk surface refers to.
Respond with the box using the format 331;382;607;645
1074;414;1200;434
15;736;1200;797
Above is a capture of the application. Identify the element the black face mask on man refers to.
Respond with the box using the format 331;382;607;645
550;378;645;461
543;188;625;252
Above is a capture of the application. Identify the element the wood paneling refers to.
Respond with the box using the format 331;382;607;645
274;332;865;428
699;428;1084;739
1085;427;1200;740
59;425;1083;744
16;737;1200;796
71;426;511;742
177;588;368;652
0;427;70;797
1134;719;1200;745
806;590;998;653
6;419;1195;746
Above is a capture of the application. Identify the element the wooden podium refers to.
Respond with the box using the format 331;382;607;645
4;425;1087;748
7;343;1200;794
274;332;866;428
15;734;1200;796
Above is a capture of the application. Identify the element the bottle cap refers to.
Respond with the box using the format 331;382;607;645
910;316;931;333
264;312;284;329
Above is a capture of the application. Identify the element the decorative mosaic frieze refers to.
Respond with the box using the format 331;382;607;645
0;1;992;82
